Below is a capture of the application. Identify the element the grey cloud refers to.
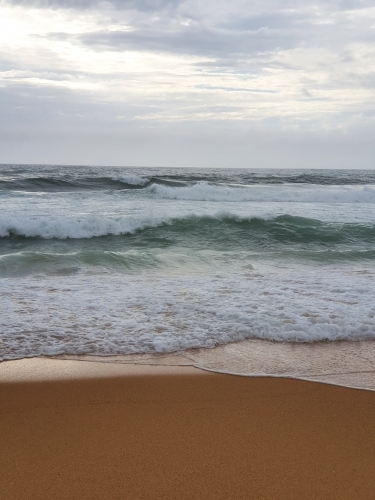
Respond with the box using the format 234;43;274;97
1;78;375;169
301;88;312;98
43;2;375;65
78;25;298;60
2;114;375;169
216;11;310;33
5;0;182;11
338;0;375;9
195;84;277;93
2;0;375;168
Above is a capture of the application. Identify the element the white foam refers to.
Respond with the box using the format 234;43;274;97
150;182;375;203
0;214;168;239
114;174;149;186
1;266;375;360
0;211;275;239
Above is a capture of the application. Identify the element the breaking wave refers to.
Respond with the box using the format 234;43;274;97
149;182;375;203
0;175;187;192
1;213;375;252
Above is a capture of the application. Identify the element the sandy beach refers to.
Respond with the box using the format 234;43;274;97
1;361;375;499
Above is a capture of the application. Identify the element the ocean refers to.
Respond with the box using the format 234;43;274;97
1;165;375;385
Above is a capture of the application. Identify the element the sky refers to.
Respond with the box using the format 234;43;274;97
0;0;374;168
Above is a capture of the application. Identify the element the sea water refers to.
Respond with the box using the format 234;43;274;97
1;165;375;383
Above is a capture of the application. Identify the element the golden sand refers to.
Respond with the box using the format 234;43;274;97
1;364;375;499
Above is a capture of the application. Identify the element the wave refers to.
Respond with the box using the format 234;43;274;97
2;246;375;280
0;213;166;239
1;213;375;252
149;182;375;203
2;170;375;202
0;174;190;192
2;166;375;187
114;174;148;186
0;250;165;277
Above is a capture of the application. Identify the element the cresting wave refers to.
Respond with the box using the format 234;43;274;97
1;213;375;245
2;167;375;190
2;175;375;203
149;182;375;203
0;213;166;239
0;175;186;192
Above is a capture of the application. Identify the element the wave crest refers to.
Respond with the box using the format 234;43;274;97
149;182;375;203
1;213;375;249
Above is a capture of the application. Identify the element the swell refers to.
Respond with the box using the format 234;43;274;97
1;214;375;259
2;248;375;279
2;173;375;196
0;175;187;192
2;167;375;192
3;179;375;205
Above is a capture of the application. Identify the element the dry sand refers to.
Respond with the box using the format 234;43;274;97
1;361;375;499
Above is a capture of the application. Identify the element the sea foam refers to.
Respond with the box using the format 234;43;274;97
0;214;168;239
0;212;275;240
1;266;375;360
150;182;375;203
113;174;149;186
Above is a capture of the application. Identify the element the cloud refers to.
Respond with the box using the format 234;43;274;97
1;0;375;166
4;0;183;11
38;1;375;65
78;25;298;60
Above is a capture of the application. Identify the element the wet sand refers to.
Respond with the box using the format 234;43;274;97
1;362;375;499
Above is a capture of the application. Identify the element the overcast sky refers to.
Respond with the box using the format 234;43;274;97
0;0;374;168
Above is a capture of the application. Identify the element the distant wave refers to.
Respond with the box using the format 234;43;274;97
0;175;187;192
2;172;375;202
113;174;148;186
149;182;375;203
2;166;375;189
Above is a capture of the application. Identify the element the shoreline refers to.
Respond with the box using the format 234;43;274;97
3;339;375;393
1;361;375;499
1;356;375;393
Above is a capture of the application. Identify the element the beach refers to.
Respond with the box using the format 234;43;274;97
2;0;375;492
1;361;375;499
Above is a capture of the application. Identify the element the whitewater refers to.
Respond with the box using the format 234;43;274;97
1;165;375;369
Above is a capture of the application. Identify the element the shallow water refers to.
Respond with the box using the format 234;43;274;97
56;340;375;392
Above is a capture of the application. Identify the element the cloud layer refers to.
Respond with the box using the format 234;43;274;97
0;0;374;167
